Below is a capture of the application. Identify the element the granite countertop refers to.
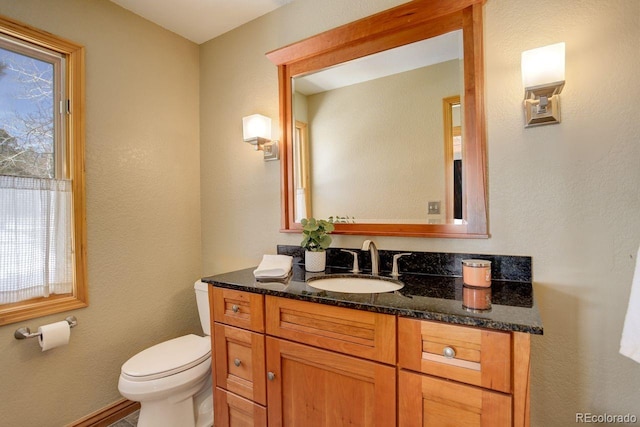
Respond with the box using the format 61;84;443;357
202;264;543;335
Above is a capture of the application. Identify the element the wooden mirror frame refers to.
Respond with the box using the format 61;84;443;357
267;0;488;238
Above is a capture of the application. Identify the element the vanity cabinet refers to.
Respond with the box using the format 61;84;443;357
264;296;397;426
266;336;396;426
210;287;532;427
211;288;267;427
398;370;512;426
264;296;396;364
397;317;531;427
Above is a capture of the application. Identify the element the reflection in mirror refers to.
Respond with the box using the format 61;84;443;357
292;31;463;224
443;96;463;220
267;0;488;238
292;30;464;224
293;120;310;221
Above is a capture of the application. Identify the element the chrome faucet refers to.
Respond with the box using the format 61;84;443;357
361;240;379;275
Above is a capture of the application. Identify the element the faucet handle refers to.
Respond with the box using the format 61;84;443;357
341;249;361;273
391;253;412;278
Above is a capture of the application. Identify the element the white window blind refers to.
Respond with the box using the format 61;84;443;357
0;175;73;303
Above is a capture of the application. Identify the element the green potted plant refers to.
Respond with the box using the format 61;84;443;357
300;217;335;272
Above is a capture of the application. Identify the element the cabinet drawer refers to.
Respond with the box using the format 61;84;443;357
214;324;266;405
265;296;396;364
214;387;267;427
398;317;511;393
398;369;512;427
213;288;264;332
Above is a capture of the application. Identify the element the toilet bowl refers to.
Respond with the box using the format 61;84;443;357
118;281;214;427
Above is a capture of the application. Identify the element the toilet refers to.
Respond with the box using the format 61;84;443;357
118;281;214;427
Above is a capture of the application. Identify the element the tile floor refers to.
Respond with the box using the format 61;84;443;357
107;409;139;427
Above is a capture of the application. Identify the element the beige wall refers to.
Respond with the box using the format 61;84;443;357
307;60;460;222
0;0;201;426
0;0;637;426
201;0;640;426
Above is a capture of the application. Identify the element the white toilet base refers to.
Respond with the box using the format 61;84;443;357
194;375;214;427
136;375;213;427
137;397;195;427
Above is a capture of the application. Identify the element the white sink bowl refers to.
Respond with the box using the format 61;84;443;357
307;275;403;294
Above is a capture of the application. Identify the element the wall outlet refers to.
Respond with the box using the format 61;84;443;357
428;201;441;215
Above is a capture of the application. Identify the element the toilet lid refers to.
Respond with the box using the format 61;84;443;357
121;334;211;381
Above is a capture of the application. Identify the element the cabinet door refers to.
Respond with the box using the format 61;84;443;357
214;323;266;405
398;370;512;427
215;387;267;427
266;337;396;427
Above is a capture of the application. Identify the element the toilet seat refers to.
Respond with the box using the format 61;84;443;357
121;334;211;381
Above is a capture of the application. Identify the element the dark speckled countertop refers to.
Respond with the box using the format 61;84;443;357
202;251;543;335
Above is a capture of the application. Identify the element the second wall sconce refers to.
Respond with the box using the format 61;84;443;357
521;42;565;127
242;114;279;161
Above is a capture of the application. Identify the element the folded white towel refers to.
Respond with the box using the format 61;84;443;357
253;254;293;279
620;245;640;363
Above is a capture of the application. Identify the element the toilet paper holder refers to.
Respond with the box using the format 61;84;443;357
14;316;78;340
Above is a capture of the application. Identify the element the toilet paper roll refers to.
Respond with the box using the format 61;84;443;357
38;320;70;352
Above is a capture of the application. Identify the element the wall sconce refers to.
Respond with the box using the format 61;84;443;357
242;114;279;161
521;42;565;127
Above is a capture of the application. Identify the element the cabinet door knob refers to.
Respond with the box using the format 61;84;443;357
231;304;239;313
267;372;275;381
443;346;456;359
234;358;241;367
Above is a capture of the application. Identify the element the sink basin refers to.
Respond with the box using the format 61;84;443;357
307;275;403;294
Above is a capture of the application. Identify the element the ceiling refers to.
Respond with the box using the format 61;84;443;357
295;30;463;96
110;0;294;44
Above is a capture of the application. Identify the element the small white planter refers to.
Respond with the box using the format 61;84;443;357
305;250;326;272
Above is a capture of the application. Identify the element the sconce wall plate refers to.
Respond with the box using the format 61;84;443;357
523;81;565;127
262;140;279;161
521;42;565;128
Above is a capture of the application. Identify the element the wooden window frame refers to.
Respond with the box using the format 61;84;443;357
0;14;87;326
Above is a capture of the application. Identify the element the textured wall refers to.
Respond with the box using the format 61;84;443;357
308;60;460;221
0;1;202;425
0;0;637;426
200;0;640;426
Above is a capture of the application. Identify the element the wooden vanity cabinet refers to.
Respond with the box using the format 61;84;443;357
264;296;396;364
265;296;397;427
210;287;532;427
214;389;267;427
398;370;512;427
211;288;267;427
266;336;396;427
397;317;531;427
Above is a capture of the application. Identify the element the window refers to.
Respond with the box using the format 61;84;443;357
0;15;86;325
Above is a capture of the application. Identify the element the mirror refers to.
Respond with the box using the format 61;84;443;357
292;31;463;224
267;0;488;238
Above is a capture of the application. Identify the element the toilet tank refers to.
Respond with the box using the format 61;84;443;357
194;280;211;336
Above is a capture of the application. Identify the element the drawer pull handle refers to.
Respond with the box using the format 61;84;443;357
267;372;275;381
234;358;242;367
443;346;456;359
231;305;239;313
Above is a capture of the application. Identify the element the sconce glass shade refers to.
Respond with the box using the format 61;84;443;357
521;42;565;89
521;42;565;127
241;114;279;161
242;114;272;144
